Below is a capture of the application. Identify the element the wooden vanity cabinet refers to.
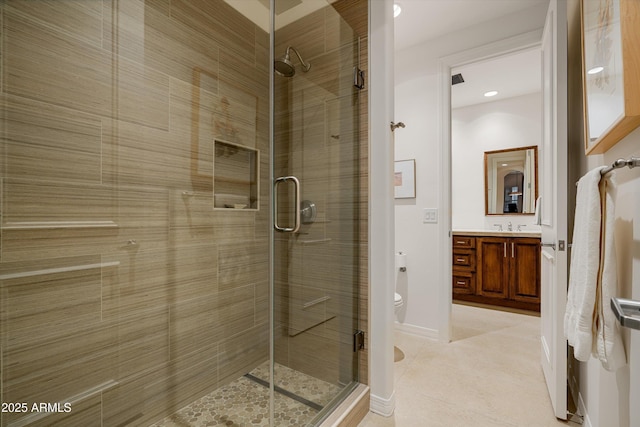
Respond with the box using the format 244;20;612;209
453;234;541;311
476;237;510;299
509;238;542;304
452;236;476;295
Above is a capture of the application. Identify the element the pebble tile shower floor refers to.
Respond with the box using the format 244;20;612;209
150;362;341;426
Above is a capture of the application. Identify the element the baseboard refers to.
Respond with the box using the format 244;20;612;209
577;392;593;427
395;321;439;340
369;390;395;417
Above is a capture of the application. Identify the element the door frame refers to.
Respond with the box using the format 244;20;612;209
436;29;543;342
539;0;568;419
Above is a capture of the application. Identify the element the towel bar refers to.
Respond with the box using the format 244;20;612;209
600;157;640;176
611;298;640;331
575;157;640;186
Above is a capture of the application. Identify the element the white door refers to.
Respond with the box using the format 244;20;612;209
540;0;568;420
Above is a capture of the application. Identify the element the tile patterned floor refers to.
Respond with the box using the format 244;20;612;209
150;362;341;427
251;362;342;408
359;303;580;427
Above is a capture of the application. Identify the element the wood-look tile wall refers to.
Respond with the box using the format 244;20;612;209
0;0;368;425
0;1;270;426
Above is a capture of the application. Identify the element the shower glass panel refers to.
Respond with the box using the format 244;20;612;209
271;1;362;424
0;1;272;425
0;0;362;425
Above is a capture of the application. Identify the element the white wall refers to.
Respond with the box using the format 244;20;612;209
452;92;542;231
393;0;638;423
369;0;396;417
564;0;639;423
575;130;640;427
393;3;548;334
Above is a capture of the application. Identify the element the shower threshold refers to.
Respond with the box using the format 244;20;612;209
150;362;341;426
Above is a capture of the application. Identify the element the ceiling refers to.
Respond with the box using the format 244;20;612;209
451;48;541;108
394;0;548;51
395;0;547;108
225;0;339;32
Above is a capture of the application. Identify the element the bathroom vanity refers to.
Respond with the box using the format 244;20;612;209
452;231;541;312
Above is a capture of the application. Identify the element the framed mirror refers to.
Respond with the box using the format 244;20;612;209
581;0;640;155
484;146;538;215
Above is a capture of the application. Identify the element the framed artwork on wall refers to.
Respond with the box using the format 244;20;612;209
394;159;416;199
581;0;640;155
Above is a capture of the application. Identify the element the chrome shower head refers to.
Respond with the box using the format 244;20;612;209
274;55;295;77
274;46;310;77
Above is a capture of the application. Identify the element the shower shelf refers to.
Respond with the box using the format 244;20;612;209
299;238;332;245
0;261;120;281
1;220;118;230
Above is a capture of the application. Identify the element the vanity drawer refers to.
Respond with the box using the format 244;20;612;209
453;252;475;269
453;236;475;249
453;272;475;294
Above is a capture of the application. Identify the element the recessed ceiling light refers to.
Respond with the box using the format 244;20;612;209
484;90;498;97
502;163;509;167
394;3;402;18
587;66;604;75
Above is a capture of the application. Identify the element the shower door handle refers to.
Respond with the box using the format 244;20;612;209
274;176;301;233
353;67;365;89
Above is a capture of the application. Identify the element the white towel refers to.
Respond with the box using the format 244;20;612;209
564;167;626;371
565;168;603;361
534;196;542;225
594;175;626;370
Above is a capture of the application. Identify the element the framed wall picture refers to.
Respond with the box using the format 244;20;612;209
394;159;416;199
581;0;640;155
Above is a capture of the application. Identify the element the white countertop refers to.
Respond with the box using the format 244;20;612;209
453;229;541;238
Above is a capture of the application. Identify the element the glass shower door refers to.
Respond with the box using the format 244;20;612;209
271;1;363;424
0;0;364;425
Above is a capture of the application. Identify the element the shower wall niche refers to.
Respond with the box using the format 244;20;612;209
213;140;259;210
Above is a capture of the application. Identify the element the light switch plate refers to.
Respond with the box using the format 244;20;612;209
423;208;438;223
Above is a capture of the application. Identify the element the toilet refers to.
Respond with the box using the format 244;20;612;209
394;253;406;363
394;291;404;314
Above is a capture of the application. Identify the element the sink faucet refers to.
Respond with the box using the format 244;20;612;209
493;223;503;231
517;224;526;231
507;222;512;231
